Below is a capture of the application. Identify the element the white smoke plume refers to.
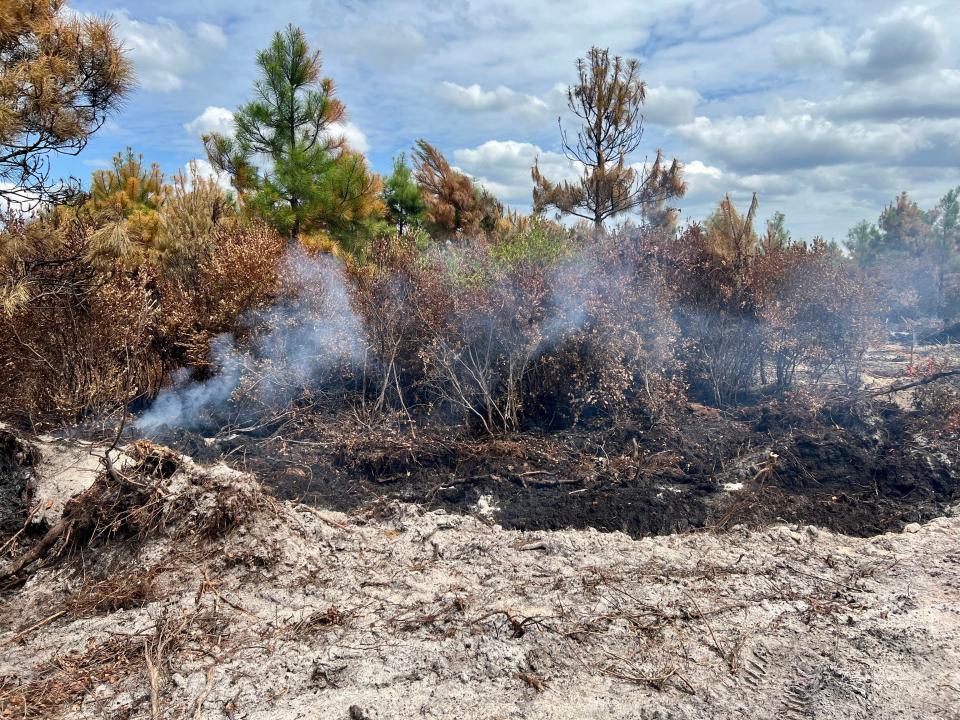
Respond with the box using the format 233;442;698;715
135;249;365;433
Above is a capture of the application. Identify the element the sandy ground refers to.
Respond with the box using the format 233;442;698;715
1;436;959;719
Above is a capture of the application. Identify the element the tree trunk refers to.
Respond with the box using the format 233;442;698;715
290;198;301;245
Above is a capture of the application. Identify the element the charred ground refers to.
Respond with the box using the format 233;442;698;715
151;357;960;539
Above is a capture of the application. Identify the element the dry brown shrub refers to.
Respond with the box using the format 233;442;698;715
0;212;283;427
154;219;284;371
0;214;164;426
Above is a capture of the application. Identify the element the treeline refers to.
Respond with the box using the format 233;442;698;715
0;5;946;431
846;189;960;321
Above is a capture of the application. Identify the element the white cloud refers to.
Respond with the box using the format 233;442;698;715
438;82;549;118
643;85;700;127
453;139;580;205
184;106;234;138
788;70;960;122
774;8;946;82
681;160;793;204
674;114;917;172
326;23;427;69
182;108;368;156
111;12;229;92
774;29;846;70
112;11;197;92
848;6;945;81
195;22;228;48
328;121;370;154
184;159;233;192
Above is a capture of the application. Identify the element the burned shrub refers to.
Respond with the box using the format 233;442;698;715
420;238;550;433
0;200;285;428
756;238;878;390
666;199;877;405
911;358;960;434
523;230;680;428
0;213;165;426
353;233;453;416
665;216;765;406
154;219;285;371
137;246;364;433
0;428;36;538
354;224;679;434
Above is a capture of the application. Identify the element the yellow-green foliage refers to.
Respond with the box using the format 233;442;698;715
85;149;168;267
490;213;576;266
156;164;234;274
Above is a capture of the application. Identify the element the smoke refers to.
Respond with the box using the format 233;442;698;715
135;249;365;433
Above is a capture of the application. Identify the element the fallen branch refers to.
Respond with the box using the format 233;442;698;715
866;368;960;396
0;516;66;581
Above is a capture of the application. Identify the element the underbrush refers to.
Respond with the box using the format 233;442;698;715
0;208;283;426
0;191;887;443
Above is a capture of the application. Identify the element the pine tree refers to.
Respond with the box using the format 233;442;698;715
0;0;132;209
412;140;501;238
531;47;685;232
383;154;426;236
203;24;345;243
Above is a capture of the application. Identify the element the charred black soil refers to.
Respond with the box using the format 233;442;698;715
150;392;960;539
0;428;36;536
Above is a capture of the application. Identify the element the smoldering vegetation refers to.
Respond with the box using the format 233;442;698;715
135;250;365;432
117;213;960;539
4;189;960;540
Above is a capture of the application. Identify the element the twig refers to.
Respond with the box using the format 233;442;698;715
683;591;729;668
297;503;348;530
193;664;216;720
0;610;67;647
145;638;162;720
0;515;66;581
0;503;38;556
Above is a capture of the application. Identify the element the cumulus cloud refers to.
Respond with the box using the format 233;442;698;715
675;114;916;172
112;12;229;92
789;70;960;122
184;106;234;137
643;85;701;127
774;29;846;70
774;8;945;82
438;82;549;118
328;121;370;154
681;160;794;204
452;140;579;205
847;6;945;81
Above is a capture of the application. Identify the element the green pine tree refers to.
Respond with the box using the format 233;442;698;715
203;24;345;243
382;154;426;236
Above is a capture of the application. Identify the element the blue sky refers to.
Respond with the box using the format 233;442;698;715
58;0;960;241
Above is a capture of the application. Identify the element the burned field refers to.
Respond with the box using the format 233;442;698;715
150;343;960;541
